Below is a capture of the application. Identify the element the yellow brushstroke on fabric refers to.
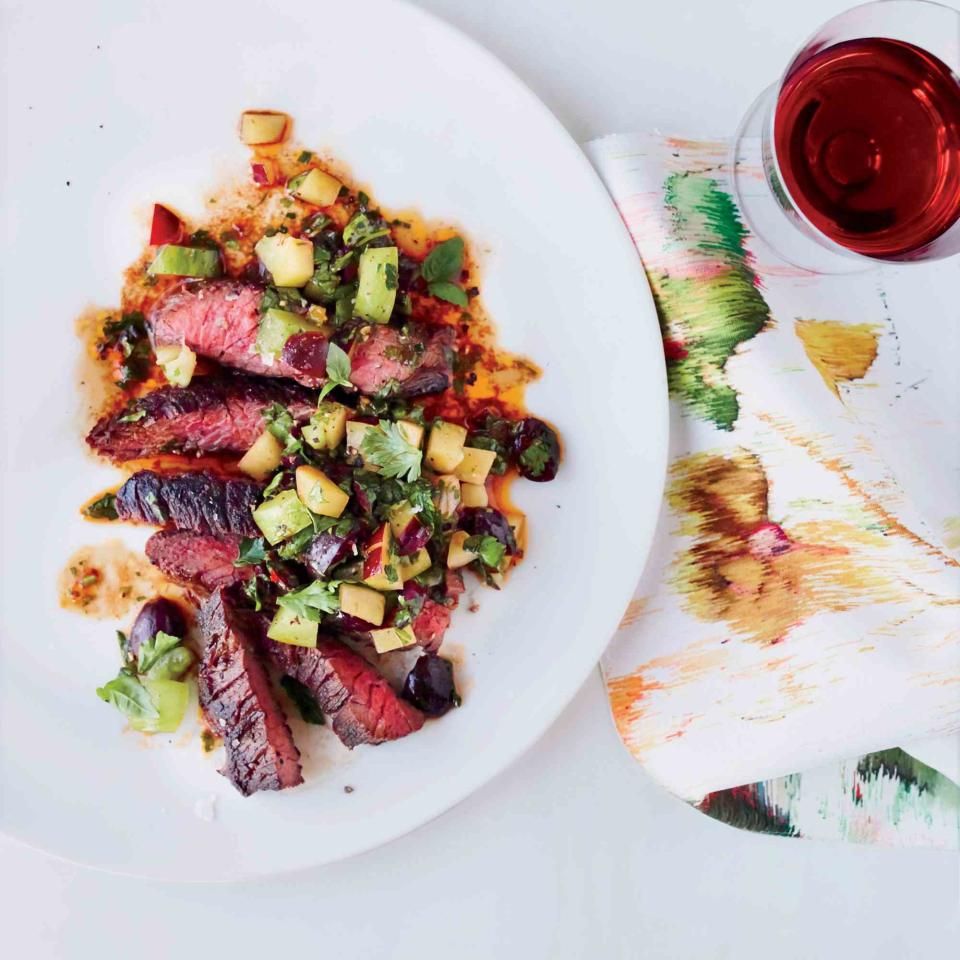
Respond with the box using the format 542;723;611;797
618;598;648;629
795;320;880;398
667;449;908;644
943;517;960;550
758;412;960;571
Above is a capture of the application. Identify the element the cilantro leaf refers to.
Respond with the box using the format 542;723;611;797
262;403;302;455
280;675;325;725
427;280;468;307
84;492;118;520
277;580;342;622
464;534;506;569
421;236;464;283
361;420;423;482
318;342;353;402
235;537;267;567
519;439;552;478
96;670;159;722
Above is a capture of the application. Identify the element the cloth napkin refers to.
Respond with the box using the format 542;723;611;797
586;134;960;847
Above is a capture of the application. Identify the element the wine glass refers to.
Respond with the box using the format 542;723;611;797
731;0;960;273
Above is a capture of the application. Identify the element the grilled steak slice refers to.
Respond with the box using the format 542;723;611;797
146;530;255;592
116;470;260;537
86;374;315;461
263;635;424;748
198;588;303;796
150;280;312;382
350;323;455;397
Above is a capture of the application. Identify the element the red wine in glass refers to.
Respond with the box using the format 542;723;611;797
774;37;960;258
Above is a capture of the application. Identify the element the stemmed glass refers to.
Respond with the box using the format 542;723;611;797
731;0;960;273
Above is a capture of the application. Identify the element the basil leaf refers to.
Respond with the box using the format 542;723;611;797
137;630;182;675
235;537;267;567
318;342;353;402
280;676;325;725
96;670;159;722
421;236;464;283
427;280;468;307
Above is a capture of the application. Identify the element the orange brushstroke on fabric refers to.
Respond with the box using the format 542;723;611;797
795;319;880;398
618;598;648;628
758;412;960;571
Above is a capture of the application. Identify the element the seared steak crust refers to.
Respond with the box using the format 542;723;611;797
116;470;260;537
86;374;315;462
350;323;455;398
264;635;424;748
198;589;303;796
145;530;254;592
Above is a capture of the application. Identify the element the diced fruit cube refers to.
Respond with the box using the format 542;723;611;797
447;530;478;569
354;246;399;324
253;489;312;545
147;244;221;278
267;605;318;648
288;168;343;207
339;583;386;626
454;447;497;484
346;421;379;470
239;110;288;145
460;482;488;508
256;307;319;361
295;465;349;518
254;234;314;287
388;501;419;541
130;679;189;734
155;343;197;387
302;402;348;451
397;419;425;449
237;430;283;482
399;548;432;582
363;523;403;591
435;475;461;518
370;625;417;654
426;421;467;472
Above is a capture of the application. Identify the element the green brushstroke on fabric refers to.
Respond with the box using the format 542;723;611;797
696;783;799;837
857;748;952;798
654;173;770;430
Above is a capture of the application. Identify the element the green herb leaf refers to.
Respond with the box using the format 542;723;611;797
421;236;464;283
277;580;342;622
519;439;552;478
145;646;194;681
280;675;325;725
84;492;118;520
297;150;314;163
318;342;353;402
262;403;302;455
262;471;285;499
241;576;266;611
342;212;391;248
361;420;423;482
464;534;506;569
427;280;468;307
96;670;159;722
137;630;182;675
235;537;267;567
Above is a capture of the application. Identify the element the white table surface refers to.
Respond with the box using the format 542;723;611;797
3;0;958;955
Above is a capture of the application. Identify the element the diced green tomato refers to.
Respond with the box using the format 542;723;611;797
289;168;343;207
155;343;197;387
130;679;189;733
256;307;319;361
267;606;318;648
147;245;222;278
253;489;312;545
354;246;398;324
370;625;416;654
254;234;314;286
240;111;288;145
302;402;348;450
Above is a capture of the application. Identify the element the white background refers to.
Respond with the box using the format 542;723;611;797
3;0;958;956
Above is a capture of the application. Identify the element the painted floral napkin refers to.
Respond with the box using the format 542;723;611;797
586;134;960;847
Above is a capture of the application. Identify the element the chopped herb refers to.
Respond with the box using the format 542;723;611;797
280;675;325;724
277;579;342;622
96;669;159;722
464;534;506;569
302;211;331;237
318;342;352;402
97;312;151;388
241;576;266;611
117;408;147;423
297;150;314;163
519;439;552;478
235;537;267;567
361;420;423;482
84;492;118;520
384;262;398;291
262;471;285;499
342;211;390;248
262;403;302;455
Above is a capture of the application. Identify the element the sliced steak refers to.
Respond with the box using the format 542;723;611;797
115;470;260;537
198;588;303;796
146;530;255;592
349;323;455;397
86;374;315;462
149;280;321;383
263;635;424;748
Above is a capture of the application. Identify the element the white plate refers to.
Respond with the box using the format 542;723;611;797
0;0;666;879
